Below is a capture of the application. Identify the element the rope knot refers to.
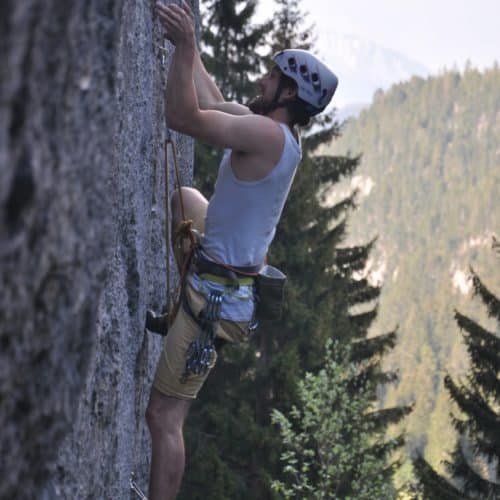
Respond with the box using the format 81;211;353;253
175;219;194;237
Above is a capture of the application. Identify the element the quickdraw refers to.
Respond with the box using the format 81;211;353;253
181;289;223;382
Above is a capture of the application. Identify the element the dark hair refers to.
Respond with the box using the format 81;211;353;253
279;74;312;127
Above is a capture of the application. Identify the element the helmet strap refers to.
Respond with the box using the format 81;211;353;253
271;77;286;108
260;75;292;114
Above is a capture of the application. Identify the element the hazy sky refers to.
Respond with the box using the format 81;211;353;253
256;0;499;73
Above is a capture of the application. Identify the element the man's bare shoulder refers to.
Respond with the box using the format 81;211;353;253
180;108;284;155
208;101;252;116
233;114;285;150
231;115;285;159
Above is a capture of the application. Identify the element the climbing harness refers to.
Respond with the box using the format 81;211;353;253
181;289;223;381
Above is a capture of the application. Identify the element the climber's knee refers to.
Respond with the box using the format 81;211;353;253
171;187;207;234
145;387;190;437
171;187;202;217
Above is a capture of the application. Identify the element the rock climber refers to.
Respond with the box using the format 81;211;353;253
145;1;338;499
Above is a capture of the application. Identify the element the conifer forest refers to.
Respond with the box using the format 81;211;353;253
1;0;498;499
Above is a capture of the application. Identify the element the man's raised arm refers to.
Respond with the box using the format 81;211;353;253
155;1;281;154
193;46;224;108
180;2;251;115
193;48;251;115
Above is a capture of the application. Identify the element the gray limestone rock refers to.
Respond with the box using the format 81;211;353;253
0;1;197;498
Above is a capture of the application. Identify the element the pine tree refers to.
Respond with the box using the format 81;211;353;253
412;246;500;499
202;0;270;101
271;339;399;499
267;0;314;54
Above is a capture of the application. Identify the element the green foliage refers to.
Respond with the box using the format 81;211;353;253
409;454;471;500
411;249;500;499
329;65;500;484
266;0;315;56
201;0;271;101
271;339;397;500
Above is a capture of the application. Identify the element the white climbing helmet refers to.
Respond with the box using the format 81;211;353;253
273;49;338;116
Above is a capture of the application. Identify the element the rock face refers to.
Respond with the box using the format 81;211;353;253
0;1;196;498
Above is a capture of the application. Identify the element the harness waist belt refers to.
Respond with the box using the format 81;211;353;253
192;249;263;283
199;273;255;286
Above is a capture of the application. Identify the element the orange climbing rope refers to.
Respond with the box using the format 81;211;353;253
164;129;198;327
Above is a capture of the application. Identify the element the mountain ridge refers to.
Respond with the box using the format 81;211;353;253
317;32;430;113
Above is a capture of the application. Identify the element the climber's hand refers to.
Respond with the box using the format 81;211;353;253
155;1;195;48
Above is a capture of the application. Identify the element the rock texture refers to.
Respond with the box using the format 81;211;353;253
0;1;196;498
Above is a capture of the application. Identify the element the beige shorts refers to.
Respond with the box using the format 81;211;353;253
152;280;252;400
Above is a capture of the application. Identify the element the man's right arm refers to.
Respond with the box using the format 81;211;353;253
177;1;251;116
193;48;223;107
194;47;252;116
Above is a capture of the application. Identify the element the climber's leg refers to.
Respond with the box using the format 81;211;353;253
145;187;208;334
146;387;191;500
171;186;208;233
171;187;208;269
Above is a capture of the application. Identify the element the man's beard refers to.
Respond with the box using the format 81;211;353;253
247;94;273;115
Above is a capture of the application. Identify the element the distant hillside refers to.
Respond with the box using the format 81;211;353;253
334;101;368;123
317;32;430;108
322;64;500;485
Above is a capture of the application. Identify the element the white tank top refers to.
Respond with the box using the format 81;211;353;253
201;122;302;266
